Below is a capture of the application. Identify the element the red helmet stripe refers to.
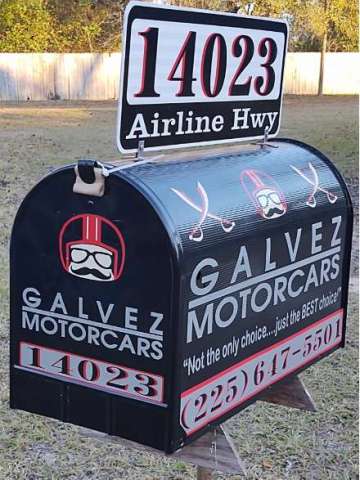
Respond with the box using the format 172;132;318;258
83;214;102;242
247;170;264;188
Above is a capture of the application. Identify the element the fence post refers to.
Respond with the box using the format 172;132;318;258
318;31;327;95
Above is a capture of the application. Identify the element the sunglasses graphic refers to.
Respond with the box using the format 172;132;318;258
70;247;114;269
256;191;282;208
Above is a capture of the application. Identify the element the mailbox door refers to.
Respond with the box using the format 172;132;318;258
10;167;178;451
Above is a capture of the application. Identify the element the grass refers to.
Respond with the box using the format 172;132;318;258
0;96;358;480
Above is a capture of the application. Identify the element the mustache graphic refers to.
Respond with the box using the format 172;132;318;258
263;207;285;218
70;266;112;280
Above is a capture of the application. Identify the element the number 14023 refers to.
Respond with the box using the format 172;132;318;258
125;18;287;104
18;342;165;405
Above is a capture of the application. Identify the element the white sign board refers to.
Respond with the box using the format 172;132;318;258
117;2;288;152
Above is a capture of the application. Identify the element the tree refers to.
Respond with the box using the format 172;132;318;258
0;0;54;52
245;0;358;52
0;0;124;52
47;0;123;52
264;0;358;92
0;0;357;52
172;0;236;10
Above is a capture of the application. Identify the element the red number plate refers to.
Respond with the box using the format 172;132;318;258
180;309;343;435
18;343;165;406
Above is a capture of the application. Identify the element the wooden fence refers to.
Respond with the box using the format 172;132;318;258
0;52;358;101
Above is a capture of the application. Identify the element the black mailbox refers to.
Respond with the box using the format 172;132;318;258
10;139;352;453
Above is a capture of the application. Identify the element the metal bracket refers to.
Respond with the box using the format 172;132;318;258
100;140;164;177
251;126;279;149
136;140;145;162
101;159;153;177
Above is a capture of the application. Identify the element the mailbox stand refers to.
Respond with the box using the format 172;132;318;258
10;2;353;474
79;374;316;478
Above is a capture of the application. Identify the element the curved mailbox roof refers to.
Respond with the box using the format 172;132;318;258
117;139;351;265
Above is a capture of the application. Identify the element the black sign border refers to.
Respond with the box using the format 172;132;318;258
117;1;289;153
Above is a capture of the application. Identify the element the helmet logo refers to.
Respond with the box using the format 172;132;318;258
59;214;125;282
240;169;287;220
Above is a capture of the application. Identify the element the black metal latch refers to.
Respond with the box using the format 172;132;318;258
73;159;105;197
